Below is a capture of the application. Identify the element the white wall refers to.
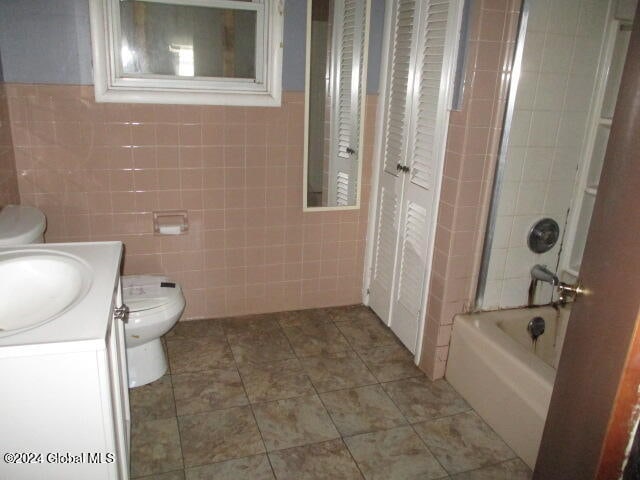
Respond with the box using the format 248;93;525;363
481;0;609;310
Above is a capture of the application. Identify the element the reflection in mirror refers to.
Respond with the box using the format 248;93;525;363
304;0;370;209
119;0;258;80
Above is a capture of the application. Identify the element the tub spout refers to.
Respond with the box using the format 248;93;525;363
530;265;559;286
528;265;559;307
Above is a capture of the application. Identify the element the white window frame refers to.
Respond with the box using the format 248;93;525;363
89;0;284;106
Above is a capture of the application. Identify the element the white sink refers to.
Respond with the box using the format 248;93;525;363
0;249;92;337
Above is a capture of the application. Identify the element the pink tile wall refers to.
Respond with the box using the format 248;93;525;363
419;0;521;378
6;85;377;319
0;83;19;205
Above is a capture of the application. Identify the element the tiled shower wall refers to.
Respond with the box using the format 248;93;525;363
419;0;521;378
6;85;376;319
482;0;609;309
0;82;19;205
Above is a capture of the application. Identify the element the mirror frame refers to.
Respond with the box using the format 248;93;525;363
302;0;371;211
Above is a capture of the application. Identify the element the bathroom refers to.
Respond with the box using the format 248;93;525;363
0;0;639;479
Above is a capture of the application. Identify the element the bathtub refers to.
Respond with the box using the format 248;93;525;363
445;305;571;469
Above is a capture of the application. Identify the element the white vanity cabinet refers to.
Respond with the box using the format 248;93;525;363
0;242;130;480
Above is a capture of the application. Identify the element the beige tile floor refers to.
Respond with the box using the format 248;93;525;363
129;305;532;480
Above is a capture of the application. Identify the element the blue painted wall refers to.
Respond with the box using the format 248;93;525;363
0;0;385;93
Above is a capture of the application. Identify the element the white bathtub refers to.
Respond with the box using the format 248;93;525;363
445;305;570;469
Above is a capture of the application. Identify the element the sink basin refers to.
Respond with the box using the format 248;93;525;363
0;250;92;337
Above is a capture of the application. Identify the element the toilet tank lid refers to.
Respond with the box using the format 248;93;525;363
123;275;183;312
0;205;46;246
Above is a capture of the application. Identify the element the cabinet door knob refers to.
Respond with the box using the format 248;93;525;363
114;304;129;323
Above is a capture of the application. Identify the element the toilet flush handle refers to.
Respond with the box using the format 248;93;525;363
114;304;130;323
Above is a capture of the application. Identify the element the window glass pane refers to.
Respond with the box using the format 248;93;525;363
119;1;257;79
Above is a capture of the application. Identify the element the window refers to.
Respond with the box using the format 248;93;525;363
89;0;284;106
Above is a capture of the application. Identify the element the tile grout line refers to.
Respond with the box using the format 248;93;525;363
166;370;187;475
285;312;369;480
221;319;280;480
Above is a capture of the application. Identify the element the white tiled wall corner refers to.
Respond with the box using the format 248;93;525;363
481;0;608;310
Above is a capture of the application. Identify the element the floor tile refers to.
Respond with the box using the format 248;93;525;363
130;417;183;477
344;425;447;480
172;368;248;416
334;315;398;351
167;336;235;374
130;375;176;422
178;406;265;467
450;459;531;479
227;329;295;364
282;319;351;356
320;385;406;436
252;394;340;451
135;471;185;480
383;377;470;423
276;308;333;327
268;439;363;480
414;411;515;474
238;358;315;403
300;350;377;392
130;306;523;480
166;318;225;340
222;314;281;336
185;454;275;480
358;344;424;382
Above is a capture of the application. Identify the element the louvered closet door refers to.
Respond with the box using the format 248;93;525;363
369;0;418;323
369;0;458;354
328;0;368;206
390;0;455;352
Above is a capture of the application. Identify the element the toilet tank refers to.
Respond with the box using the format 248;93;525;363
0;205;47;246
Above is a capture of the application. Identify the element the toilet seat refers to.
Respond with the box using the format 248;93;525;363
123;275;184;316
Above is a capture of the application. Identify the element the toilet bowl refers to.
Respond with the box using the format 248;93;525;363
0;205;46;245
123;275;185;388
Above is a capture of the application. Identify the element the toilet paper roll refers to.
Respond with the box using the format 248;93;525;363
158;224;182;235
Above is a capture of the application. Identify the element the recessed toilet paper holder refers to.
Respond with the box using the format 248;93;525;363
153;210;189;235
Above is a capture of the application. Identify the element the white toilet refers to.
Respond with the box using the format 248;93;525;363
0;205;46;245
0;204;186;388
122;275;185;388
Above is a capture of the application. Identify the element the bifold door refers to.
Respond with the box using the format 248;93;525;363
369;0;460;354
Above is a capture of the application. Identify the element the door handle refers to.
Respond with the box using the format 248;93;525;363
557;281;585;305
396;163;410;173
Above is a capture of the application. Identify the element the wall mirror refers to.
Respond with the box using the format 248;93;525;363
303;0;370;210
89;0;284;106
